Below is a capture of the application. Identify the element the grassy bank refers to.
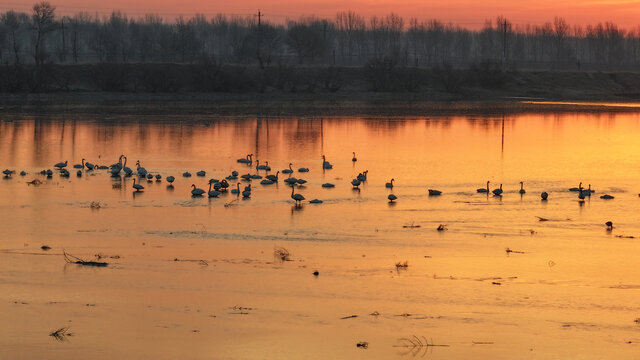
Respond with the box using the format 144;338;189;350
2;62;640;116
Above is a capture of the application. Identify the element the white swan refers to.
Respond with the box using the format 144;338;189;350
191;184;205;196
54;161;68;169
322;155;333;169
291;186;305;205
477;181;490;193
385;179;394;188
132;178;144;192
282;163;294;174
73;159;85;169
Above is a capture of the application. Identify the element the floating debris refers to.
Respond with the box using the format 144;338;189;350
63;250;108;267
437;224;447;231
41;245;51;251
49;327;73;342
340;315;358;319
356;342;369;349
274;247;290;261
173;258;208;266
505;248;525;254
395;261;409;269
403;222;421;228
369;311;380;316
394;335;449;357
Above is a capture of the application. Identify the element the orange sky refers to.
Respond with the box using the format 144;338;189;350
3;0;640;29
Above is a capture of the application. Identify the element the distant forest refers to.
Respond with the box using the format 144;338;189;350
2;1;639;69
3;2;640;94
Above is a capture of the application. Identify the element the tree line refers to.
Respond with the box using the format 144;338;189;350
1;2;640;71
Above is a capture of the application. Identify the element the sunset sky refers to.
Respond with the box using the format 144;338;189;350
2;0;640;29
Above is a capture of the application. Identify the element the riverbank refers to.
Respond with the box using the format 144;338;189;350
2;63;640;117
3;92;640;119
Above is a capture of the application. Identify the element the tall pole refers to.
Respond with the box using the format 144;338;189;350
257;10;263;68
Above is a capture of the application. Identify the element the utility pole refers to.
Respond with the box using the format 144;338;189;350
502;19;508;66
61;17;66;63
256;10;263;68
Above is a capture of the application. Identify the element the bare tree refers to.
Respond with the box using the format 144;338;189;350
2;10;28;63
32;1;56;65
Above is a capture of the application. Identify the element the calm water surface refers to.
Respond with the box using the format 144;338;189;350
1;111;640;359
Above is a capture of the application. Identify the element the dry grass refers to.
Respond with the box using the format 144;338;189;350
274;247;290;261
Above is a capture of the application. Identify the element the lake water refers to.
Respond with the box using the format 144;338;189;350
1;109;640;359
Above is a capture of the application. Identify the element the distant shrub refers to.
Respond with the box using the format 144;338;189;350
433;62;464;93
364;56;423;92
364;56;397;91
467;60;509;89
92;63;131;91
321;66;343;92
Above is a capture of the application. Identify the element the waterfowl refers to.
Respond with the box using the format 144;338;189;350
197;170;206;177
385;179;394;188
388;194;397;202
191;184;205;196
266;171;279;182
231;183;241;194
291;186;305;205
519;182;525;194
541;192;548;200
428;189;442;196
310;199;323;204
73;159;85;169
600;194;614;200
322;183;335;188
237;154;253;164
132;178;144;192
166;176;175;184
208;183;221;197
54;161;68;169
493;184;503;196
569;182;582;192
282;163;294;174
477;181;490;193
351;179;361;188
183;172;192;177
322;155;333;169
352;152;357;162
136;161;147;176
298;167;309;173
